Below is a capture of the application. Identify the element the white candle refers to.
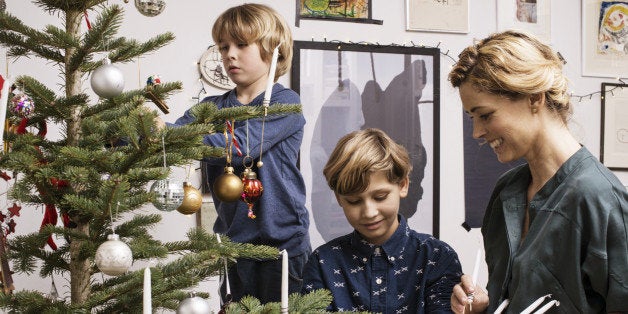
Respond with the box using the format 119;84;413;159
532;300;559;314
263;44;281;106
520;294;551;314
467;248;482;310
281;249;288;314
143;266;152;314
471;248;482;287
494;299;510;314
0;76;12;150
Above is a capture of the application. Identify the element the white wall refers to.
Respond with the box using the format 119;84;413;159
2;0;626;311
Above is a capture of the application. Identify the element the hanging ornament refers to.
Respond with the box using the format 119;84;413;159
176;182;202;215
146;74;161;86
150;178;185;211
90;57;125;98
135;0;166;17
176;292;211;314
9;93;35;118
213;166;243;203
241;170;263;219
94;233;133;276
144;74;169;114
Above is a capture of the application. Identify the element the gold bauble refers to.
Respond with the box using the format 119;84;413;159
177;182;203;215
213;166;243;202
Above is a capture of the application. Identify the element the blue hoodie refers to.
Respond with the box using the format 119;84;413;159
170;83;311;257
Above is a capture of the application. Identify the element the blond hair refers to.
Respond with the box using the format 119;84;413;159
449;30;571;123
323;128;412;196
212;3;293;81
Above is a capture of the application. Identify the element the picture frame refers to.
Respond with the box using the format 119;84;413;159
296;0;383;26
600;83;628;170
291;41;440;248
496;0;551;42
405;0;469;33
582;0;628;77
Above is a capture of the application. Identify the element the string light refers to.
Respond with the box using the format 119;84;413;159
312;37;626;103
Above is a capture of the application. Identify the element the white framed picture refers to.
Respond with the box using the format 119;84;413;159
497;0;551;42
405;0;469;33
582;0;628;77
600;83;628;170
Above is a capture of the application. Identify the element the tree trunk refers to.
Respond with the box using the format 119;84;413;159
65;9;91;305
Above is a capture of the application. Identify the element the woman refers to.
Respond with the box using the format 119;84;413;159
448;30;628;313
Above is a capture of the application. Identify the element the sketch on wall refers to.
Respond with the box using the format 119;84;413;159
406;0;469;33
291;41;440;246
600;83;628;170
497;0;551;42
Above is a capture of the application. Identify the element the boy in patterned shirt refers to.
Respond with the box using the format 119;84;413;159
302;128;462;313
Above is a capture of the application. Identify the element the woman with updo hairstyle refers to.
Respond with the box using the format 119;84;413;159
449;30;628;314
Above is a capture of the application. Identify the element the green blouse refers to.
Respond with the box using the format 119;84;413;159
481;147;628;313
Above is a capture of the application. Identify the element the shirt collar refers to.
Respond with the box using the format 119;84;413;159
349;214;410;264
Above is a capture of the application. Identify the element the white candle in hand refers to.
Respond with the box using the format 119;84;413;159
471;248;482;287
263;44;281;107
143;266;152;314
467;248;482;310
281;249;288;314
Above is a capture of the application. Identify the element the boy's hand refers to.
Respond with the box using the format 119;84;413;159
451;274;488;313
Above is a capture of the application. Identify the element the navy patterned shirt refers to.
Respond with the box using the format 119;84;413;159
302;215;462;313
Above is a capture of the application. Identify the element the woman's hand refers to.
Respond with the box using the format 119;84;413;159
451;274;489;313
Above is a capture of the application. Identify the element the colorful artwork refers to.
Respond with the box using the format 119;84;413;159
597;1;628;55
297;0;382;24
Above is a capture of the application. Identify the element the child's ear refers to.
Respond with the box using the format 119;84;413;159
399;176;410;198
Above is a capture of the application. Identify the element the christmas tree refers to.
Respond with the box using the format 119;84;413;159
0;1;334;312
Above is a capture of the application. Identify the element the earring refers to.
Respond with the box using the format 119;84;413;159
531;107;538;114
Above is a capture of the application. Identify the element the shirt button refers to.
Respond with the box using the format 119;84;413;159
362;257;368;262
376;278;382;284
389;256;395;262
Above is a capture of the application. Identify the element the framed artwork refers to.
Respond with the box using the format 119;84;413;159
497;0;551;42
405;0;469;33
291;41;440;247
600;83;628;170
296;0;382;26
582;0;628;77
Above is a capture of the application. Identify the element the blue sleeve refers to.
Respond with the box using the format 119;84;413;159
424;243;463;313
301;250;327;294
202;87;303;166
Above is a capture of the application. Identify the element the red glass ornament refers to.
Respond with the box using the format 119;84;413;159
241;170;263;219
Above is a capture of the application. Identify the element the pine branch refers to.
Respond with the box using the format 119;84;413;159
68;5;124;74
0;12;65;62
33;0;106;13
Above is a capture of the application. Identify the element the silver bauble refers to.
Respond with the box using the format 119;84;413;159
90;58;125;98
94;234;133;276
135;0;166;17
176;295;211;314
150;179;185;211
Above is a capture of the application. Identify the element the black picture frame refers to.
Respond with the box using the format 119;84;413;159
291;41;440;245
600;83;628;170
